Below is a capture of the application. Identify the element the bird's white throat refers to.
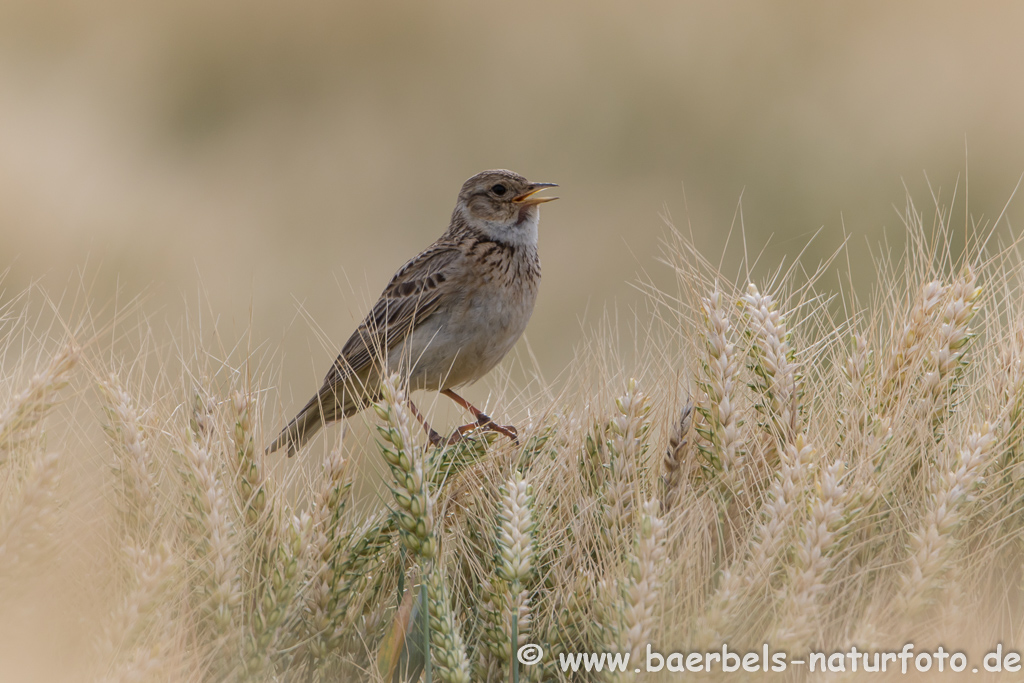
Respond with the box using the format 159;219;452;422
477;210;540;249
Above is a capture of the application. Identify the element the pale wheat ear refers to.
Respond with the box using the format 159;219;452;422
96;370;181;679
0;342;78;581
773;456;847;650
179;418;241;674
97;372;161;540
0;343;78;455
611;499;668;665
302;438;353;664
896;422;997;621
0;451;62;579
600;378;652;546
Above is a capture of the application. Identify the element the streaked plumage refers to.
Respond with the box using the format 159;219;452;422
268;169;556;456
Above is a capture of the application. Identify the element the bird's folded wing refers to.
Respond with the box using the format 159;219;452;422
318;242;463;392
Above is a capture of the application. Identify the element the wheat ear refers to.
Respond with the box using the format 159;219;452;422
478;471;536;680
180;427;241;668
896;421;997;621
0;451;62;578
601;379;651;545
0;343;78;455
98;373;160;538
695;288;746;493
378;375;471;683
620;499;668;663
303;440;352;662
773;457;846;649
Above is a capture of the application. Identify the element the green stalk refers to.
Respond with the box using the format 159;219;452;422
511;611;519;683
422;575;432;683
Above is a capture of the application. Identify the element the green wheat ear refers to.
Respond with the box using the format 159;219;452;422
377;375;472;683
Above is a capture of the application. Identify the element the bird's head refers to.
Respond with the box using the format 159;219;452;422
453;169;557;246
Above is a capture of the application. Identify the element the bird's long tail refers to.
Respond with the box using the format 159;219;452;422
267;400;325;457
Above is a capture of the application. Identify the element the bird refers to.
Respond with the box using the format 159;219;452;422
267;169;557;456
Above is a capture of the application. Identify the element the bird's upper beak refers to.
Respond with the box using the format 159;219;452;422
513;182;559;206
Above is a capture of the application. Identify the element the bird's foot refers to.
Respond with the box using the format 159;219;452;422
475;412;518;442
485;421;519;444
443;416;519;446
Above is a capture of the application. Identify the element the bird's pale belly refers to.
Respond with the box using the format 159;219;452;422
390;281;537;392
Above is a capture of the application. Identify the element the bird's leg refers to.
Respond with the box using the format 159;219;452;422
406;398;444;447
441;389;519;444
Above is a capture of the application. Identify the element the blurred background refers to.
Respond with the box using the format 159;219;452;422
2;0;1024;406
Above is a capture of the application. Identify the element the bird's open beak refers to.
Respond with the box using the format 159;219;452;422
513;183;559;205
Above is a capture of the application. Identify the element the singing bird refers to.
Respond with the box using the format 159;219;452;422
268;169;557;456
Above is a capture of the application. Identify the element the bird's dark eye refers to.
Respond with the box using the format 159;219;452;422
491;184;507;196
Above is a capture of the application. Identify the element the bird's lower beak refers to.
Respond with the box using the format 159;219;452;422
513;183;559;205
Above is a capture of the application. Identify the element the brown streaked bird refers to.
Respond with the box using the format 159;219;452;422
268;169;557;456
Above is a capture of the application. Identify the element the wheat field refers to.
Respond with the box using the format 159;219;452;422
2;188;1024;682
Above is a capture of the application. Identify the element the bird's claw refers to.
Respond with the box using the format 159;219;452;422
441;419;519;446
491;422;519;444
